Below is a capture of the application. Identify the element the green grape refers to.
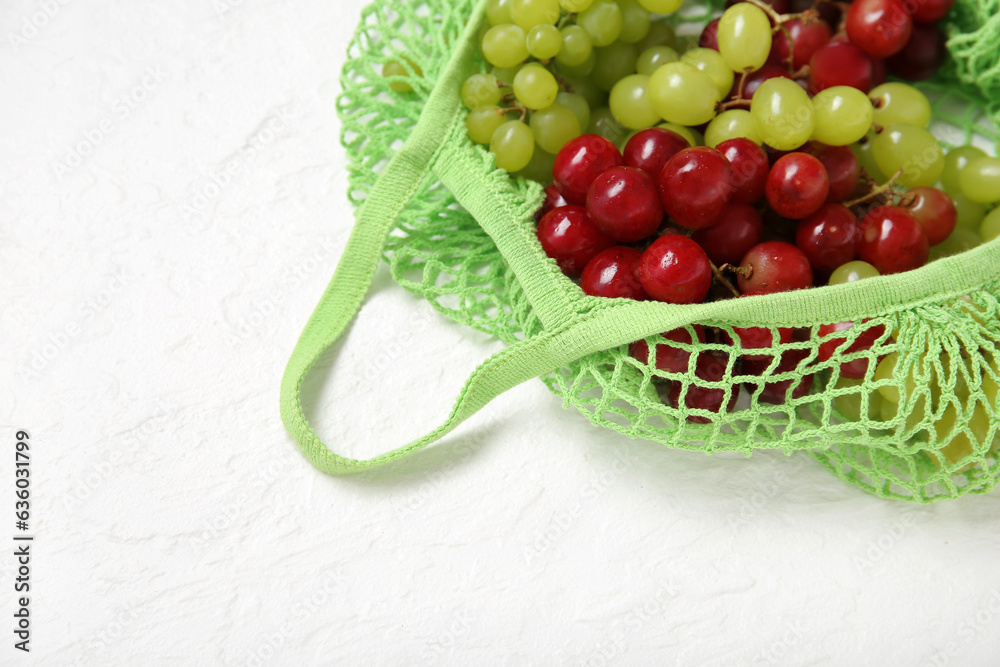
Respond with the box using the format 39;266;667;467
486;0;514;25
556;91;592;131
750;78;815;151
680;48;733;101
852;133;888;184
674;35;700;53
482;24;529;68
513;146;558;182
462;73;502;109
383;59;423;93
637;0;683;13
562;76;605;108
704;109;760;146
491;64;522;85
931;402;990;467
490;120;535;171
609;74;659;130
959;156;1000;204
561;0;594;9
591;42;639;92
526;24;563;60
828;261;880;285
559;51;597;77
953;192;987;229
941;145;987;195
511;0;560;30
811;86;873;146
981;207;1000;242
636;20;678;52
658;122;699;146
578;0;623;47
869;83;931;129
833;376;884;422
872;123;944;188
636;46;679;75
717;4;771;73
874;353;905;404
928;226;981;261
513;63;559;109
617;0;651;44
466;107;509;144
530;102;582;153
588;106;629;145
649;62;719;127
556;25;593;67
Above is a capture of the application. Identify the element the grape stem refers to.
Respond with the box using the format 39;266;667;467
711;262;742;297
844;168;905;208
719;262;752;278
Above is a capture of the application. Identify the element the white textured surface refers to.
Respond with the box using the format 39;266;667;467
3;1;1000;665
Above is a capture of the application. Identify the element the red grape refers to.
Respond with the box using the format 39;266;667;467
691;203;764;266
717;138;770;204
746;348;814;404
846;0;913;58
901;187;957;246
908;0;955;23
637;234;713;304
623;128;690;179
766;153;830;220
699;17;720;50
809;39;878;93
857;205;929;274
769;18;832;70
817;320;887;379
630;325;707;374
738;241;814;294
805;143;861;203
580;247;647;299
796;203;860;274
730;63;791;100
659;147;734;229
726;324;794;360
886;23;946;81
587;166;664;243
535;183;569;223
553;135;624;205
536;206;614;277
665;351;740;423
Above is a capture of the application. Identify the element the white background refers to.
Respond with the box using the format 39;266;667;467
2;0;1000;665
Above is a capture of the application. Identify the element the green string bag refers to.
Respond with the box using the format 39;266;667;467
281;0;1000;502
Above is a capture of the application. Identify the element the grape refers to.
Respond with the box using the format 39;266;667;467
617;0;652;44
951;192;987;230
636;20;678;53
486;0;515;25
637;234;713;304
737;241;813;295
536;206;613;276
466;107;509;144
851;134;888;184
636;46;679;76
553;134;624;204
530;103;582;154
482;25;529;68
705;109;760;147
560;51;597;77
591;42;639;92
680;48;734;102
691;203;763;266
807;143;861;203
588;107;629;144
491;64;523;85
623;127;690;178
659;147;734;229
911;0;956;22
718;138;769;204
717;4;772;73
828;261;880;285
649;63;719;127
796;203;859;273
887;24;947;82
515;146;558;184
462;73;502;109
941;145;986;196
902;187;957;246
834;376;884;422
630;326;706;375
511;0;560;30
699;18;720;51
527;24;563;60
535;183;569;222
513;63;559;109
557;25;594;67
872;123;944;188
770;18;831;71
578;0;623;47
808;40;877;93
750;78;815;151
490;121;535;171
846;0;912;58
580;246;647;299
928;226;980;261
561;0;595;10
858;206;929;274
766;153;830;219
383;59;423;93
665;352;741;423
981;208;1000;242
556;92;592;133
637;0;683;12
869;83;931;129
811;86;873;146
959;157;1000;204
609;74;660;130
659;123;701;147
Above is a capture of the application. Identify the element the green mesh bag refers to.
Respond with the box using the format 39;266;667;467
280;0;1000;502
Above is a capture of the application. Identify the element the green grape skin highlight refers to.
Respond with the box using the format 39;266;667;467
636;46;679;75
486;0;514;25
529;103;582;154
577;0;623;47
591;42;639;92
872;123;944;188
482;25;529;68
617;0;652;44
467;107;510;144
490;120;535;171
959;156;1000;204
717;4;771;73
705;109;760;146
527;24;563;60
650;62;719;127
556;91;592;132
513;63;559;109
609;74;660;130
941;145;987;195
869;83;931;129
750;78;815;151
462;73;502;109
556;26;594;67
510;0;560;31
811;86;873;146
680;48;733;101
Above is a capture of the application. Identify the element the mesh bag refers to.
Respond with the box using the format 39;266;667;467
281;0;1000;502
